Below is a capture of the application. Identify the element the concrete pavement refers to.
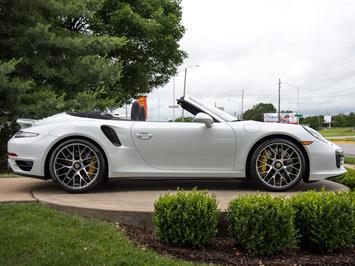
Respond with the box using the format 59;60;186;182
0;177;350;231
0;177;44;203
32;178;349;212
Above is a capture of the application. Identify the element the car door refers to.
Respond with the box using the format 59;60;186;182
131;121;236;171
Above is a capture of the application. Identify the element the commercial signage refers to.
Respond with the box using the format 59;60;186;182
264;113;298;124
264;113;279;123
324;115;331;124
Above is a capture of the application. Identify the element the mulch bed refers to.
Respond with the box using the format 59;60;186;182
121;224;354;265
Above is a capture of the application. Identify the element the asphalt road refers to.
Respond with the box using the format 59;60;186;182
337;143;355;156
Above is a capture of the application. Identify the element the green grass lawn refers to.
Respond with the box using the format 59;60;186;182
319;127;355;137
0;203;196;266
0;172;20;178
345;157;355;165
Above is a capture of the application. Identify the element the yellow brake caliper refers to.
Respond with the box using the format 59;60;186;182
87;159;97;178
259;150;268;176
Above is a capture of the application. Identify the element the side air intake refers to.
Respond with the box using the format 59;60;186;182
101;126;121;146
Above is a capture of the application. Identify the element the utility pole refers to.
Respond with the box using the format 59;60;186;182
158;94;161;121
181;68;187;121
278;78;281;122
241;89;244;120
172;77;176;121
296;86;299;115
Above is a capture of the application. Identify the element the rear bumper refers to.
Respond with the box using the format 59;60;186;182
7;161;46;179
7;134;57;178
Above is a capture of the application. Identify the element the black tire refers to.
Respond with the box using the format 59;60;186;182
49;138;106;193
249;138;306;191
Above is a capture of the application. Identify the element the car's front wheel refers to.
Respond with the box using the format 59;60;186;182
49;138;106;193
250;138;306;191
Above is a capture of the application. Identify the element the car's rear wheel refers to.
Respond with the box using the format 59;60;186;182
250;138;306;191
49;138;106;193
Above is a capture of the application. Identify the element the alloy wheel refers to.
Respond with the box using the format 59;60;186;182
255;142;302;189
53;143;100;190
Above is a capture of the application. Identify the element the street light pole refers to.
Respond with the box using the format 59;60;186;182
278;78;281;123
282;81;301;124
182;67;187;97
241;89;244;120
297;86;299;115
172;77;176;121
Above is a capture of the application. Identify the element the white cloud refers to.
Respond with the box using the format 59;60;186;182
146;0;355;120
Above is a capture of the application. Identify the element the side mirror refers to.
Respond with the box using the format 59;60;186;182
194;113;213;128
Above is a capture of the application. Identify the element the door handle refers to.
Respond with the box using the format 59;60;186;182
136;132;153;139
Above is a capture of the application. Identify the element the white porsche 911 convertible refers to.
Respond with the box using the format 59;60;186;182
8;95;346;193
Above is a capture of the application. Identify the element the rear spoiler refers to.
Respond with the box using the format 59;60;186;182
16;118;38;129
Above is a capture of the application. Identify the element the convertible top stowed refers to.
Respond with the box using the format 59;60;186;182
67;111;126;120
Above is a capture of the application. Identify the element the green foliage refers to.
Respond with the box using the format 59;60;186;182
301;113;355;130
243;103;276;121
173;117;194;122
0;203;193;265
299;115;323;129
0;0;126;114
0;122;17;170
0;0;186;110
0;0;185;169
153;189;219;248
332;113;355;128
226;194;296;256
291;191;354;252
329;168;355;191
94;0;187;98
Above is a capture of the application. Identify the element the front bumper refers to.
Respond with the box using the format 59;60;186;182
306;140;346;181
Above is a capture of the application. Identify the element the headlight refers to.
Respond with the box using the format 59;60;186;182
303;126;327;142
15;131;39;138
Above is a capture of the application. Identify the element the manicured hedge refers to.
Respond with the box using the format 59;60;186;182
153;189;219;248
330;168;355;191
153;188;354;254
226;194;296;256
291;191;354;252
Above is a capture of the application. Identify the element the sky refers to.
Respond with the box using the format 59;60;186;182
125;0;355;121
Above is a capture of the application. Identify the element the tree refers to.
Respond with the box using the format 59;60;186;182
299;115;323;130
173;117;194;122
0;0;186;118
0;0;126;118
93;0;186;99
243;103;276;121
0;0;186;169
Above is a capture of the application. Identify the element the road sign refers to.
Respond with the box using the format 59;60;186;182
169;105;180;108
295;114;303;118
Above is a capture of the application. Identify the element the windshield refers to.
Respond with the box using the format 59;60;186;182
188;97;237;122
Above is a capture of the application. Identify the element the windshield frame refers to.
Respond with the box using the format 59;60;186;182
183;96;238;122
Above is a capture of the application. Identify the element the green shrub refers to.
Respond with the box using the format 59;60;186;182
330;168;355;191
153;189;219;248
226;194;296;256
291;191;354;252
